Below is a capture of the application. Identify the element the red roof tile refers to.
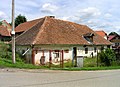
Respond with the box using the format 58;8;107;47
2;20;12;31
95;30;107;38
15;18;42;33
15;17;111;46
0;25;11;36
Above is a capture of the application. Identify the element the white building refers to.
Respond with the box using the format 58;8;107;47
15;16;111;66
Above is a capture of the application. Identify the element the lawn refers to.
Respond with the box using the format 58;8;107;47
0;58;48;69
0;57;120;71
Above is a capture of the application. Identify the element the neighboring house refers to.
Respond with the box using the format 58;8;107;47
15;18;41;36
15;16;112;65
108;34;120;59
0;20;11;42
108;35;120;49
95;30;108;40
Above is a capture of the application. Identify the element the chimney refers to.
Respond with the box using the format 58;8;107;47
46;16;55;18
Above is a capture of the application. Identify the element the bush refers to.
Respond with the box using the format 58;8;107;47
0;42;23;63
98;48;116;66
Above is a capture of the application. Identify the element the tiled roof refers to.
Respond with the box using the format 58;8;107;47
95;30;107;38
108;35;116;41
0;25;11;36
2;20;12;31
15;16;111;46
15;18;42;33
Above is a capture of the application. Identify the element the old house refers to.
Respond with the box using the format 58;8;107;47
0;20;11;42
108;34;120;59
108;34;120;48
15;16;111;65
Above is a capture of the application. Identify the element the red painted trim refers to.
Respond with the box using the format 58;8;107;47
32;49;35;65
42;50;44;56
49;50;52;68
61;50;64;68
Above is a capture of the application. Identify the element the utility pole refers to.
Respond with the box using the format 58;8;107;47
11;0;15;63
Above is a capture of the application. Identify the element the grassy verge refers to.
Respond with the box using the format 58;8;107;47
51;66;120;71
51;57;120;71
0;57;120;71
0;58;48;69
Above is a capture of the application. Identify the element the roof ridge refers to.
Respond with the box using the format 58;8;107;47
32;17;48;44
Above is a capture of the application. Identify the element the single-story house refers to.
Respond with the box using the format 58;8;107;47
15;16;112;65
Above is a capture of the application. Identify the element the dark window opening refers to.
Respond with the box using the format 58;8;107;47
85;48;88;54
94;47;97;53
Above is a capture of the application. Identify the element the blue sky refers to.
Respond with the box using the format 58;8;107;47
0;0;120;34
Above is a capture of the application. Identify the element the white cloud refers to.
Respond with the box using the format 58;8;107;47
41;3;58;13
104;13;112;19
61;7;118;34
17;0;39;8
79;7;101;19
0;11;7;20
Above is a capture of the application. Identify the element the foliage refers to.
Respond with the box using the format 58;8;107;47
15;14;27;27
0;21;2;25
0;42;10;58
98;48;116;66
0;42;22;62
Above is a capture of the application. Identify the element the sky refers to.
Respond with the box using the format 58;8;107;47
0;0;120;34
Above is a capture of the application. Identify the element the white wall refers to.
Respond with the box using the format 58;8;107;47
34;47;73;65
77;46;97;57
16;45;108;65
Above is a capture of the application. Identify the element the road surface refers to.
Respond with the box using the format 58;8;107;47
0;68;120;87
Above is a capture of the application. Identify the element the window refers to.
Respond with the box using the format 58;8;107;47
85;48;88;54
83;33;94;43
64;49;69;53
54;50;59;58
115;43;119;46
94;47;97;53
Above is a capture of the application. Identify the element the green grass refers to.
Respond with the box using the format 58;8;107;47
51;66;120;71
0;53;120;71
83;57;97;67
51;58;120;71
0;58;48;69
0;57;120;71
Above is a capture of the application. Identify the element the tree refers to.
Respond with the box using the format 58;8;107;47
0;21;2;25
109;32;118;36
15;14;27;27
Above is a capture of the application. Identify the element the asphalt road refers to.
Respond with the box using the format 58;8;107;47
0;69;120;87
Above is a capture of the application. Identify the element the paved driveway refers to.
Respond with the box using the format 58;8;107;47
0;69;120;87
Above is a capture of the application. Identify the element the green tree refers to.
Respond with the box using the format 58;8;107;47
15;14;27;27
0;21;2;25
98;48;116;66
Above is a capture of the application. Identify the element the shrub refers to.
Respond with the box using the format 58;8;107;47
0;42;23;63
98;48;116;66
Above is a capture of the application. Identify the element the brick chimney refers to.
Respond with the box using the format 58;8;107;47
45;16;55;18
